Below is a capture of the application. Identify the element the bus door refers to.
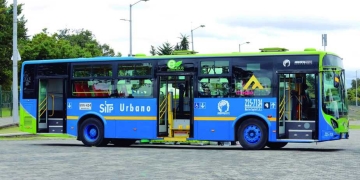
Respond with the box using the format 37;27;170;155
37;78;67;134
156;72;194;139
276;72;318;140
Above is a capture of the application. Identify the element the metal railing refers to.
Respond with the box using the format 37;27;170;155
0;85;19;118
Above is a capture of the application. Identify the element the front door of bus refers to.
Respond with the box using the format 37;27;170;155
37;78;67;133
276;73;318;139
157;74;194;138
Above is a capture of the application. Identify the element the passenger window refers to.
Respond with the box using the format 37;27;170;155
73;64;112;77
232;62;273;97
72;80;113;98
198;77;230;98
116;79;153;98
118;63;152;76
201;61;229;75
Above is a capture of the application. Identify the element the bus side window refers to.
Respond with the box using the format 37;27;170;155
22;64;36;99
198;78;230;98
116;78;153;98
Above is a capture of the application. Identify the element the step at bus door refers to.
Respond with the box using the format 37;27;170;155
37;78;66;133
157;74;194;138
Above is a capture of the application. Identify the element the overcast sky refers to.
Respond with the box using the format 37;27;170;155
15;0;360;84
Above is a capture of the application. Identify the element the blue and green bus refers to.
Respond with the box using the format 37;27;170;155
19;47;349;150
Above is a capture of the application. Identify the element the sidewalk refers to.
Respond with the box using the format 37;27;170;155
0;116;17;128
0;116;30;137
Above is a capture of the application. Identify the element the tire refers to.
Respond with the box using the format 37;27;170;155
266;142;288;149
237;118;268;150
79;118;105;147
111;139;136;147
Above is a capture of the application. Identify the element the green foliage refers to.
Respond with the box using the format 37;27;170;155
346;78;360;105
149;45;156;56
350;78;360;89
0;1;122;90
178;33;189;50
150;33;191;55
20;28;118;60
156;41;173;55
0;1;28;90
115;52;122;57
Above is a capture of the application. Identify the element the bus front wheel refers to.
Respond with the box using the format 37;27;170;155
80;118;105;147
237;118;268;150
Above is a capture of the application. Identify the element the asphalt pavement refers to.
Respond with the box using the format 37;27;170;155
0;131;359;180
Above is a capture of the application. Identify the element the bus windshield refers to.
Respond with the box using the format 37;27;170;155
322;70;348;118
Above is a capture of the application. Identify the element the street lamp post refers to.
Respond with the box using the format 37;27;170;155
239;41;250;52
121;0;149;57
191;25;205;52
12;0;19;123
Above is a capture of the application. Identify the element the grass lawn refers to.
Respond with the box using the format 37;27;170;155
0;125;21;134
0;108;12;117
350;125;360;129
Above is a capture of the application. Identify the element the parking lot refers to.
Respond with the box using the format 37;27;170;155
1;131;360;180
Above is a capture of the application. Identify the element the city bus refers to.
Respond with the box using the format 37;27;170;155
18;47;349;150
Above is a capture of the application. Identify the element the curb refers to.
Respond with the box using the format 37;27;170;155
0;132;32;137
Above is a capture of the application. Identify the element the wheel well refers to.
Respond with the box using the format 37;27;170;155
77;114;104;140
233;115;269;141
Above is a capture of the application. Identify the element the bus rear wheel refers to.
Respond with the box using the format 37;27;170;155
237;118;268;150
80;118;105;147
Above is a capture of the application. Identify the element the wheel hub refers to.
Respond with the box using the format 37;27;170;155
243;125;262;144
84;124;98;141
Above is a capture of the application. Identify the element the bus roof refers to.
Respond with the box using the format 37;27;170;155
21;47;341;65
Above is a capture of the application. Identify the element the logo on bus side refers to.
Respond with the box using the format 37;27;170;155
217;100;230;115
100;101;114;113
243;75;264;90
167;59;184;71
283;59;290;67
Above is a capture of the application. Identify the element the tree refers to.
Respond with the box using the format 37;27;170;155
101;44;115;57
150;33;191;56
20;28;120;60
174;43;181;51
156;42;173;55
178;33;190;50
149;45;156;56
0;0;28;89
19;29;81;60
56;28;118;57
115;52;122;57
351;78;360;89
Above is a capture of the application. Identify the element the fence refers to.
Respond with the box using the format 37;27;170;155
0;85;19;117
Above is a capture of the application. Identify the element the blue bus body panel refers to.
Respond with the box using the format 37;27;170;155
193;97;277;141
20;99;37;118
318;107;340;141
66;98;158;139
